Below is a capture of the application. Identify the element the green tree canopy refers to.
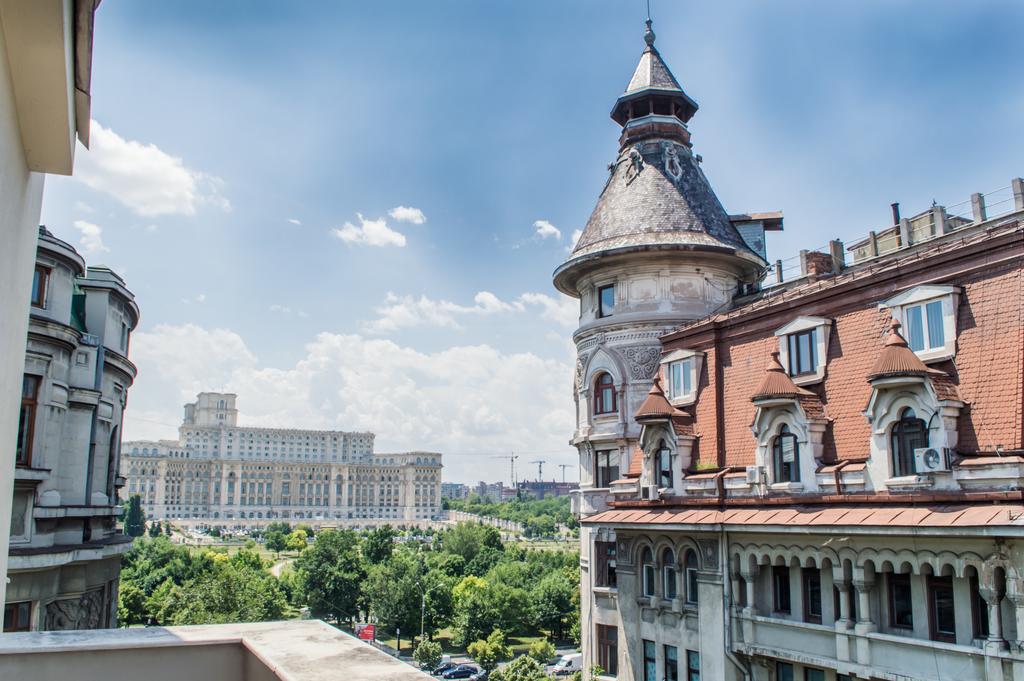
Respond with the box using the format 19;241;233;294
527;640;556;664
413;640;443;670
286;529;309;552
530;570;575;638
265;530;287;555
124;495;146;537
294;529;364;623
492;655;548;681
467;629;510;672
164;557;287;625
361;525;397;564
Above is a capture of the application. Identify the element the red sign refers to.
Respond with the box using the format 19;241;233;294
355;623;375;641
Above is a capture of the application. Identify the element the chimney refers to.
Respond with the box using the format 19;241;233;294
801;251;836;281
891;202;901;226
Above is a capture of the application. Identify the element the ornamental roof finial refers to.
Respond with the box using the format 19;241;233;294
644;17;656;47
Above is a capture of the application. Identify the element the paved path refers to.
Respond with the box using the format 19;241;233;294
270;559;293;577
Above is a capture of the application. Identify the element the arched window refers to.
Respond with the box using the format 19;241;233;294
593;373;617;415
771;425;800;483
684;550;699;604
662;549;677;599
641;547;656;597
657;441;673;489
891;407;928;477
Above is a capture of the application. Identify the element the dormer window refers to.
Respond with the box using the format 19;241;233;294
774;317;831;385
593;373;617;416
661;350;703;406
880;285;959;363
771;425;800;483
598;284;615;318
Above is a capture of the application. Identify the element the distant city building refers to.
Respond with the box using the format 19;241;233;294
121;393;443;529
441;482;469;500
558;17;1024;681
516;480;579;499
8;227;138;632
473;481;510;502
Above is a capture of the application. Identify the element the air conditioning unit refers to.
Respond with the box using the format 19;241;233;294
745;466;763;484
642;485;661;501
914;447;950;473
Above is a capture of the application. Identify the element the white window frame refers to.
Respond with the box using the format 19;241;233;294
879;285;959;363
775;317;831;386
661;349;704;406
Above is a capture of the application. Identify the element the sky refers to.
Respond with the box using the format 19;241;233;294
39;1;1024;484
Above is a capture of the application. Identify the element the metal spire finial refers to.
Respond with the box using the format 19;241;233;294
644;17;656;47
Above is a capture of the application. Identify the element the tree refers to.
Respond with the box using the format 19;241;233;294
147;522;162;538
118;582;148;626
265;531;287;556
286;529;308;552
362;525;396;565
295;523;314;538
527;640;556;664
165;556;287;625
294;529;364;623
491;655;547;681
413;639;443;670
467;629;510;672
265;521;292;536
442;522;503;564
530;571;575;638
124;494;146;537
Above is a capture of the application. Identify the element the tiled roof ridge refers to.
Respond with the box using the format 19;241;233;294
669;219;1023;336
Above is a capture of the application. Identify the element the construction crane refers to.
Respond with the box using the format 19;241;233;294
529;459;546;481
490;454;519;488
558;464;575;483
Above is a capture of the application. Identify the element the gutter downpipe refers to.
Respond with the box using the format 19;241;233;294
723;525;752;681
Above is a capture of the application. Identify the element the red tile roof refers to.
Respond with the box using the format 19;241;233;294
635;376;676;421
626;444;643;478
751;351;805;401
585;503;1024;529
868;319;929;380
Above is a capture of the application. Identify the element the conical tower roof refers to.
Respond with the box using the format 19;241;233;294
553;20;762;295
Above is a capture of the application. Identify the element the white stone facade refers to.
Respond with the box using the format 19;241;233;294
121;393;443;530
7;227;139;632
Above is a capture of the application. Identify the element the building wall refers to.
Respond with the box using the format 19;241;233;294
122;395;443;530
7;229;138;631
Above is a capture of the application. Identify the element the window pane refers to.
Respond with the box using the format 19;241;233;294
891;574;913;628
926;300;944;349
687;651;700;681
599;285;615;317
643;640;656;681
682;358;692;395
665;646;678;681
804;669;825;681
906;305;925;351
776;663;794;681
799;330;815;373
773;566;791;613
931;577;955;637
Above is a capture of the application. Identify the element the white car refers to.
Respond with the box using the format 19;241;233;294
548;653;582;677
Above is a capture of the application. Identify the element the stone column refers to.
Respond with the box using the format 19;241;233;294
833;577;853;662
852;576;876;666
741;566;759;615
980;584;1007;651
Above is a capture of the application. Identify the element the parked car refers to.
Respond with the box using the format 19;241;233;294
432;662;456;676
548;653;582;677
442;664;480;679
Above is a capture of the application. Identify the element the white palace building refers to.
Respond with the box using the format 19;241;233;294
121;393;442;530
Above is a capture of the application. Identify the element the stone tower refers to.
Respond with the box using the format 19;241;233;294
552;20;773;674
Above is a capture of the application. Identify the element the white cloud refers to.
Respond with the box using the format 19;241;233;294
74;201;95;213
123;325;575;482
181;293;206;305
534;219;561;240
196;293;207;304
72;220;109;255
269;304;292;314
388;206;427;224
331;213;407;247
570;229;583;247
288;218;301;226
364;291;523;334
518;293;579;329
76;120;230;217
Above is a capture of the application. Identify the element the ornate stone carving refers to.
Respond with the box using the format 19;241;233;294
625;147;644;185
622;345;662;380
45;589;105;630
697;538;720;570
662;141;683;182
575;352;591;389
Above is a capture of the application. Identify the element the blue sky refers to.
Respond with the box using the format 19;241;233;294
39;1;1024;484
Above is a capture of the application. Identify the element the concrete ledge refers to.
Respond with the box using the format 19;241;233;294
0;620;433;681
